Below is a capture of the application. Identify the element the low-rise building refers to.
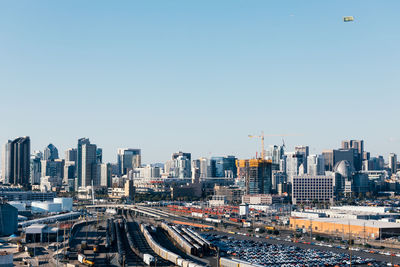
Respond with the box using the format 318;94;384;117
242;194;287;205
214;185;243;204
25;224;59;243
209;195;228;207
0;186;55;201
290;217;400;239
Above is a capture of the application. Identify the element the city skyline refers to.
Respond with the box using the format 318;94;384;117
1;1;399;163
0;135;398;166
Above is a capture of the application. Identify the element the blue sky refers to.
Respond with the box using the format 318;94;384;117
0;1;399;164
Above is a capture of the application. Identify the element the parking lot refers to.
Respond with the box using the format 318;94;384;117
202;232;393;266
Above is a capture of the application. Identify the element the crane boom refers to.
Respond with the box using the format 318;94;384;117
248;131;265;160
248;132;299;160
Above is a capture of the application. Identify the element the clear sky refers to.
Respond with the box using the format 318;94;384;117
0;1;399;164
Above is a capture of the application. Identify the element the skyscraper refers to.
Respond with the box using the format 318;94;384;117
389;153;398;174
99;163;112;187
265;145;285;165
307;154;325;176
237;159;273;195
322;150;334;171
43;143;59;161
76;138;90;187
341;140;364;171
165;152;192;178
117;148;141;176
172;151;191;161
286;152;306;183
294;146;309;172
65;148;77;163
81;142;97;188
30;153;42;185
210;156;237;178
96;148;103;163
4;137;31;186
1;140;12;184
41;159;64;179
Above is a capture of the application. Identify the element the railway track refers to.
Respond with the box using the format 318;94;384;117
125;217;172;266
115;220;145;267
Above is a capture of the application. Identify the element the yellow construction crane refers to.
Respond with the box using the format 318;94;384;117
248;132;300;160
248;131;266;160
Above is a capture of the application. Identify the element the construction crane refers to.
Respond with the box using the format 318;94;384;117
248;132;299;160
248;131;266;160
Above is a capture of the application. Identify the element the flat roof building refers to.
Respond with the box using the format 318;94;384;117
292;175;334;205
290;217;400;239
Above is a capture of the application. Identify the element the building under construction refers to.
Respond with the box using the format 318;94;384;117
237;159;276;195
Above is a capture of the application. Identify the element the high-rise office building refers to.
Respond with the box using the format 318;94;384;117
81;142;97;188
165;155;191;178
286;152;306;183
237;159;273;195
295;146;309;157
265;145;285;165
97;163;112;187
63;161;76;185
292;175;334;205
172;151;191;161
3;137;31;186
43;144;59;161
1;140;12;184
96;148;103;164
342;140;364;154
117;148;141;176
307;154;325;176
389;153;398;174
322;150;334;171
41;159;64;179
65;148;77;163
210;156;237;178
76;138;90;187
341;140;364;171
199;158;211;178
322;148;360;171
165;152;192;178
30;154;42;185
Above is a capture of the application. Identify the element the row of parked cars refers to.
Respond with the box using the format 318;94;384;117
202;233;386;266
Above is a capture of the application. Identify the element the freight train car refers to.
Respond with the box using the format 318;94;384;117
140;224;204;267
162;223;195;255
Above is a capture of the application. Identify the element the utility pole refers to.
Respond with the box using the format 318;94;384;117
348;221;352;267
363;222;366;245
56;222;59;267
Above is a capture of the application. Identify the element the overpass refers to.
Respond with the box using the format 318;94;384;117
85;204;168;219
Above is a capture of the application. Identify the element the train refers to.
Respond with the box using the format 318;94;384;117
140;223;204;267
162;223;196;256
114;220;125;265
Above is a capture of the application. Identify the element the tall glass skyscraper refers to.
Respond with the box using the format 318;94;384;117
2;137;31;186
